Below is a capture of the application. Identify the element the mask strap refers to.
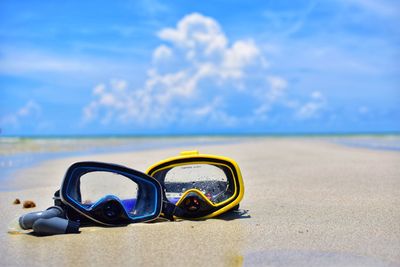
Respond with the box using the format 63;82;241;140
162;200;185;220
53;190;93;225
53;189;63;207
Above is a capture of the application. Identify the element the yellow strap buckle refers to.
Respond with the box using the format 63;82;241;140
180;150;199;156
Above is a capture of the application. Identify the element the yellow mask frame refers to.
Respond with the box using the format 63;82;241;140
145;150;244;219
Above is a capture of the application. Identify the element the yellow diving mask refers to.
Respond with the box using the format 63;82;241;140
146;150;244;219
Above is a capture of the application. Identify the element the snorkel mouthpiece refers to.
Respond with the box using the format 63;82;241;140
19;206;64;230
18;206;80;236
32;217;80;236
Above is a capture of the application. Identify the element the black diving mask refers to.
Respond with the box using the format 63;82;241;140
59;162;163;226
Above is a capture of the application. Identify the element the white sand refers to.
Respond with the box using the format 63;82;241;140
0;138;399;266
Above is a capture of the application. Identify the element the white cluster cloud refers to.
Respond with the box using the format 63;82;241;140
83;13;326;129
84;13;263;127
156;13;260;79
158;13;228;58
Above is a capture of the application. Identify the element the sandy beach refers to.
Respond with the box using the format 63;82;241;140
1;138;399;267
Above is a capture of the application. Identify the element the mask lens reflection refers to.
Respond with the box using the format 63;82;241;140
78;171;139;213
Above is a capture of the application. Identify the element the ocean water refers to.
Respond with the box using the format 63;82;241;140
330;135;400;152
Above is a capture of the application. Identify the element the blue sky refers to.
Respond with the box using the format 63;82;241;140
0;0;399;135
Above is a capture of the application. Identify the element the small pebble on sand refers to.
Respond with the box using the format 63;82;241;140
22;200;36;209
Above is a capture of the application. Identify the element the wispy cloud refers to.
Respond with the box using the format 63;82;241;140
134;0;170;17
295;91;326;120
0;47;138;80
261;1;317;37
0;37;151;90
0;100;42;129
0;49;92;74
339;0;400;18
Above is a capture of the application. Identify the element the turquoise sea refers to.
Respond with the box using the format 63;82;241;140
330;135;400;152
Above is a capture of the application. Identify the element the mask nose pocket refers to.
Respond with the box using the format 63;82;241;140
175;189;215;218
89;195;131;224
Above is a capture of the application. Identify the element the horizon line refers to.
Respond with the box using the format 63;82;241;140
1;131;400;139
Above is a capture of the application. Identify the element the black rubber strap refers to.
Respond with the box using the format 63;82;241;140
162;201;185;220
66;220;80;233
53;189;63;207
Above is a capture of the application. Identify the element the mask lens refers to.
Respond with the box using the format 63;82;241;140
77;171;139;214
161;163;234;204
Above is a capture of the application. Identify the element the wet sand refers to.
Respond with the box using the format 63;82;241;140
1;138;399;266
